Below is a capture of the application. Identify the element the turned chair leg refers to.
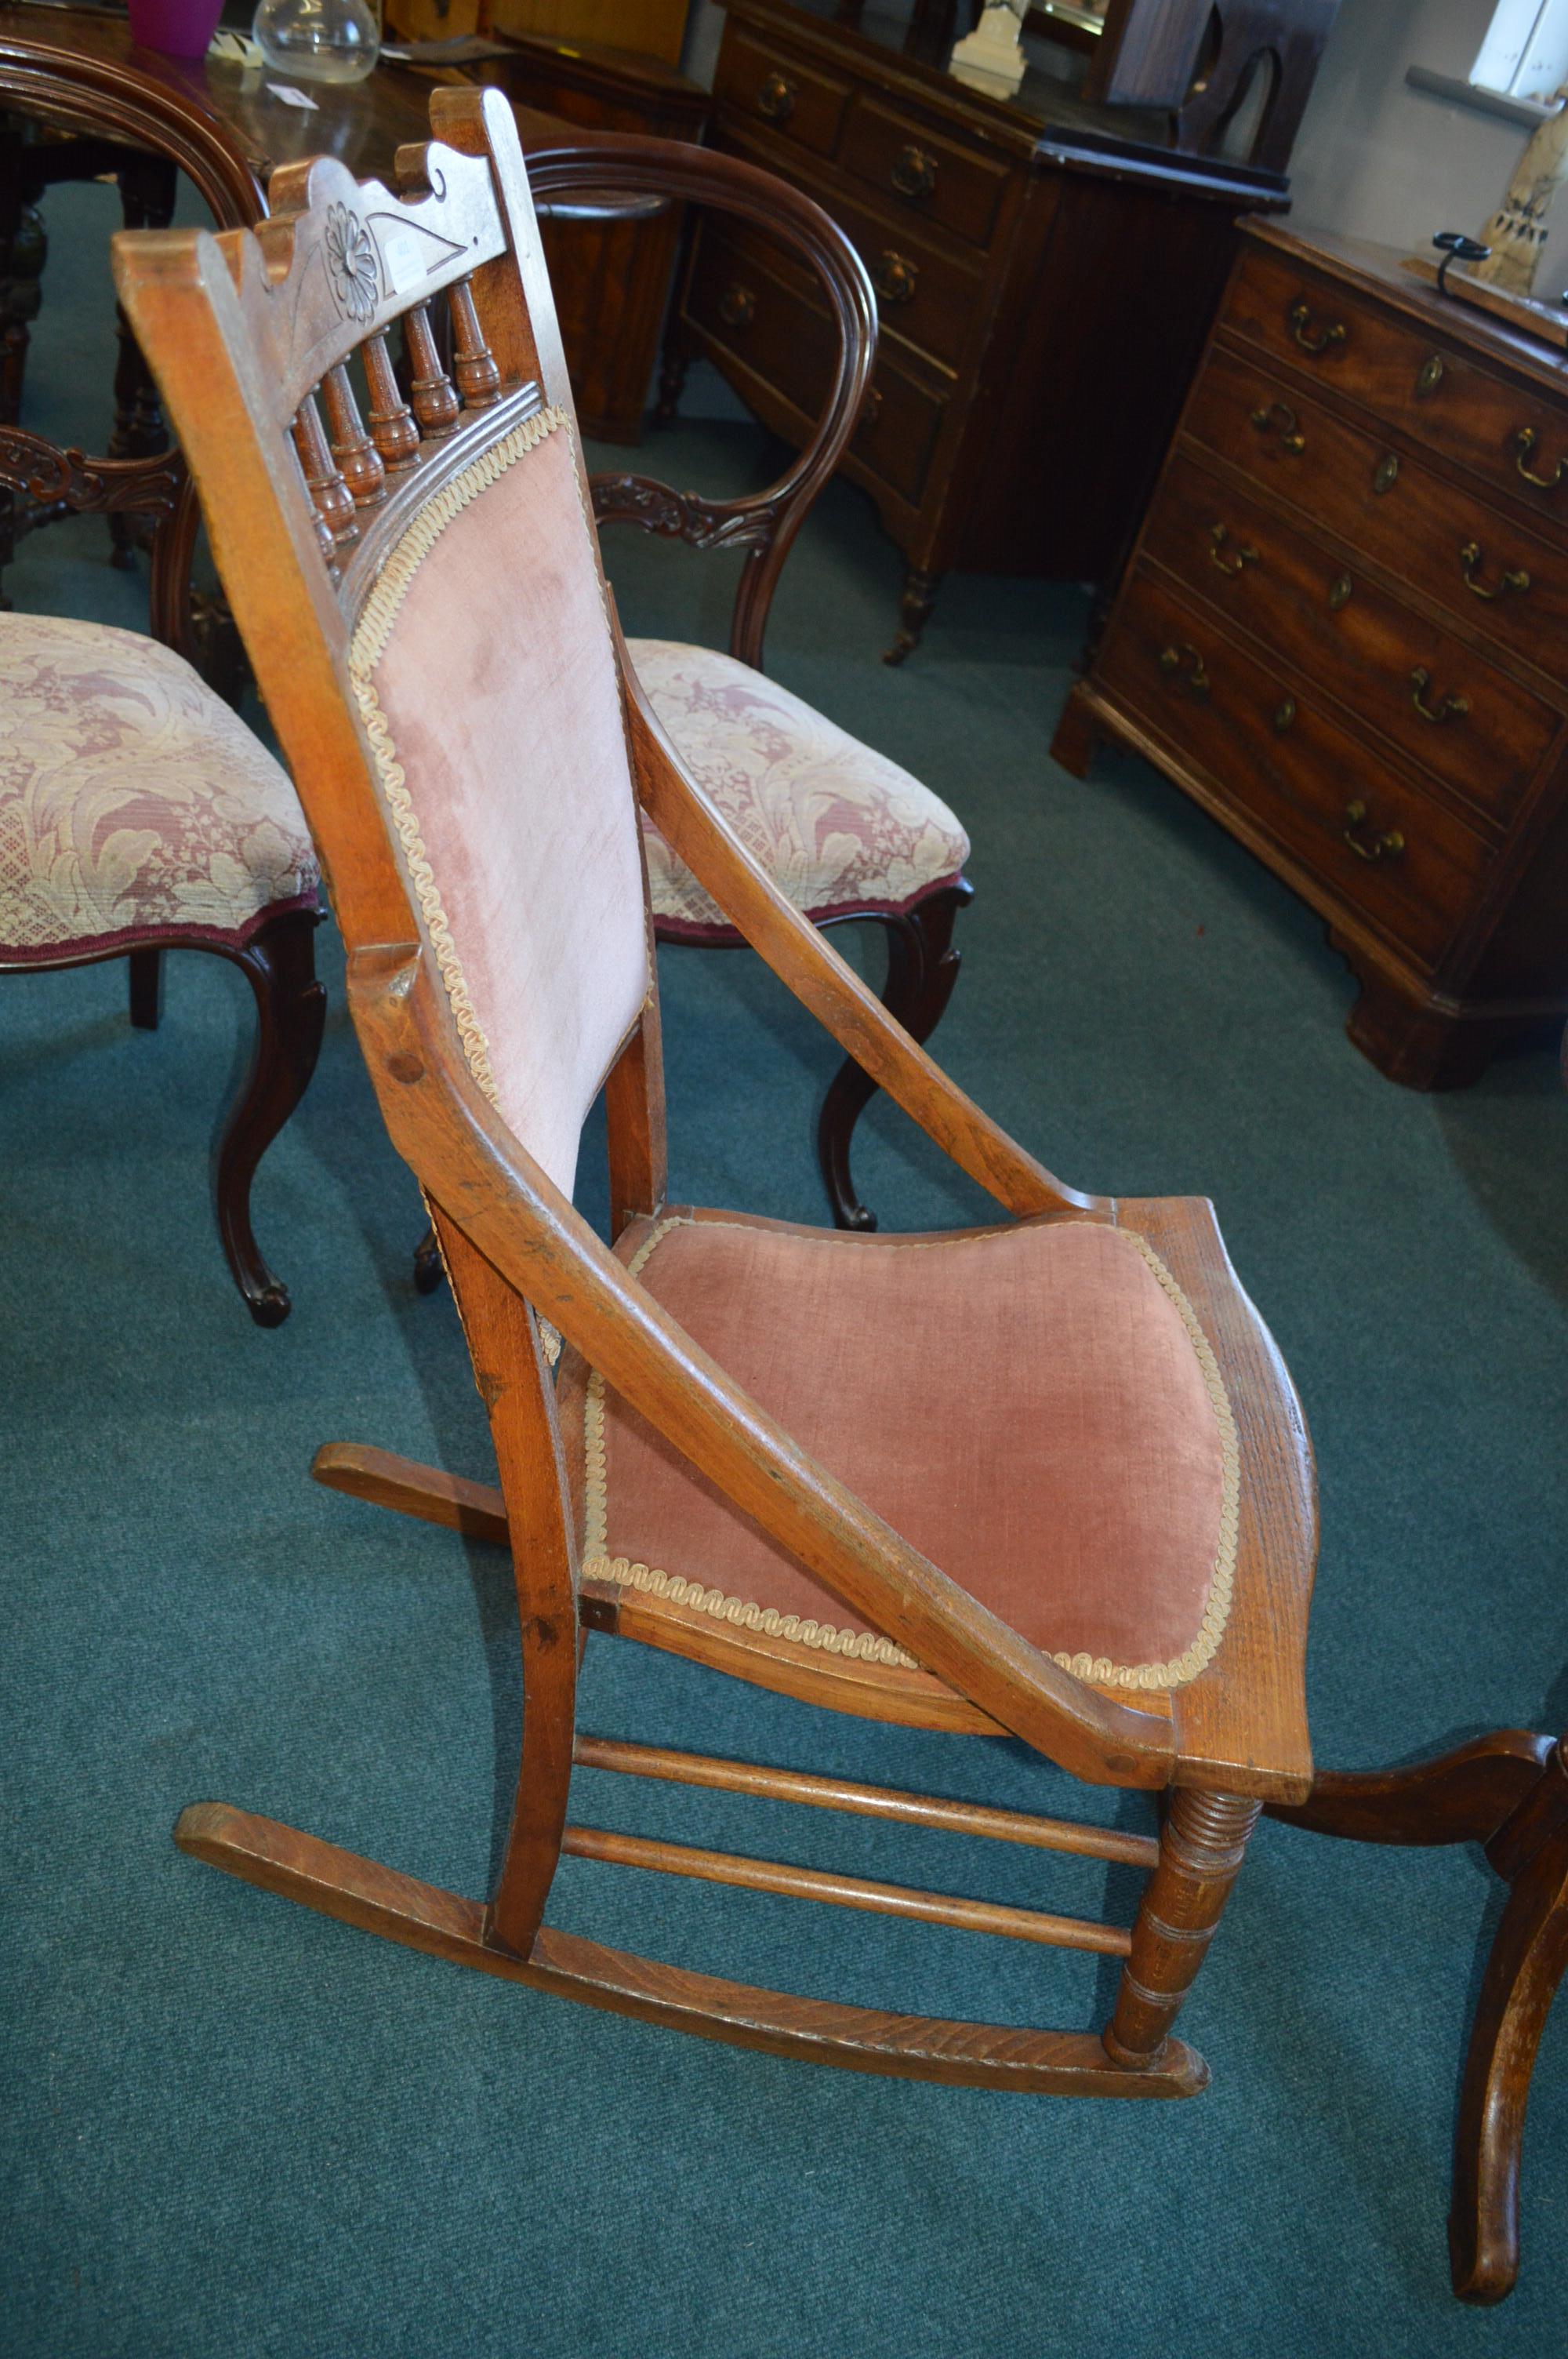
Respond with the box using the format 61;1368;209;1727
818;879;973;1232
129;945;163;1030
1102;1788;1260;2067
883;565;942;667
212;906;325;1327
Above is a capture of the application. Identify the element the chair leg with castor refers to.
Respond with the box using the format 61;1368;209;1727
818;879;972;1232
1102;1788;1260;2068
212;905;325;1326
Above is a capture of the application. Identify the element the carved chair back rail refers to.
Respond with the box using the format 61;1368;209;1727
113;84;1319;2103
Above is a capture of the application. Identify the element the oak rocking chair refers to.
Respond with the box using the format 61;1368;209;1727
116;87;1318;2103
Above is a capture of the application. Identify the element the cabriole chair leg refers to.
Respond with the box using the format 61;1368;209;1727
818;879;972;1232
129;943;162;1030
1102;1788;1261;2067
212;905;325;1327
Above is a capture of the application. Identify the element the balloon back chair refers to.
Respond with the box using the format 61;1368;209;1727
114;85;1320;2097
0;31;324;1325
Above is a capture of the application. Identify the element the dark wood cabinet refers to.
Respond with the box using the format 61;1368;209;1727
662;0;1291;660
1054;222;1568;1088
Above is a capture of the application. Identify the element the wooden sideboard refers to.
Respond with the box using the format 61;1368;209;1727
1053;222;1568;1088
660;0;1290;662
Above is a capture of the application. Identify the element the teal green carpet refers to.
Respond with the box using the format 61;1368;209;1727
4;181;1566;2357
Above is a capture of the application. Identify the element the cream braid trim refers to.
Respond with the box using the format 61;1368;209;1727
580;1216;1243;1692
345;402;572;1104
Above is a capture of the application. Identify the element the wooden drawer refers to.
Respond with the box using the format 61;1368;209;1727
714;27;849;158
1095;570;1494;967
684;222;943;507
828;184;981;374
1142;452;1559;828
1224;239;1568;534
839;98;1009;250
714;119;981;376
1186;346;1568;678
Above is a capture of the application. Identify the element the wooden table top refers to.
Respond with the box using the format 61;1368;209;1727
0;0;566;184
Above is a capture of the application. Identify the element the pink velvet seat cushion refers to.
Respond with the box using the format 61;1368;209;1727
583;1212;1240;1692
628;640;970;939
0;612;317;961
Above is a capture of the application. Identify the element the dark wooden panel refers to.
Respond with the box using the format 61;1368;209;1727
1094;569;1494;969
1145;449;1559;827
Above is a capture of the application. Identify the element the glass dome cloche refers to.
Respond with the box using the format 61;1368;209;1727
252;0;380;84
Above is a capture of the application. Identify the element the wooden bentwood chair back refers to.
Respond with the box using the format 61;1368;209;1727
114;84;1321;2099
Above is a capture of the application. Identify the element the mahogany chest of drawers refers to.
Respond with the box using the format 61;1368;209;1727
1053;221;1568;1088
662;0;1287;662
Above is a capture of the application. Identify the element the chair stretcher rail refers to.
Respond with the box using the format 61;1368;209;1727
560;1824;1134;1957
572;1734;1160;1868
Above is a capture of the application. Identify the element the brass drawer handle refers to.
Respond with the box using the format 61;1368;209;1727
1343;800;1405;863
1459;540;1530;601
1288;298;1346;354
1410;666;1469;725
718;282;757;329
1513;425;1567;489
1208;522;1258;576
1328;572;1354;611
873;249;919;307
757;70;795;122
1273;696;1297;733
1250;400;1305;454
1159;642;1210;699
1415;354;1446;398
891;144;937;200
1373;453;1399;494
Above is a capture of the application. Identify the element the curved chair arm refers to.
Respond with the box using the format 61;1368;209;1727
618;622;1103;1222
523;132;877;673
0;28;268;660
350;942;1174;1794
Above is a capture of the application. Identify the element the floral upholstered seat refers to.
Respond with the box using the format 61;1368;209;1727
0;612;317;962
629;640;970;941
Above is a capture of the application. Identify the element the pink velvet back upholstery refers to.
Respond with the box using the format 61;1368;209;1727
349;409;650;1198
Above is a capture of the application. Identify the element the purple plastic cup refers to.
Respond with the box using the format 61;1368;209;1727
126;0;227;60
